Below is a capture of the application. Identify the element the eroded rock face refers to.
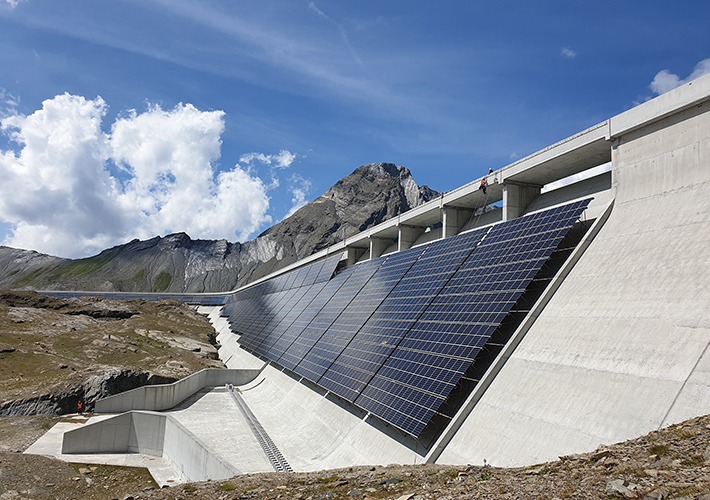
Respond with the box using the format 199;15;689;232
0;163;439;293
0;369;176;416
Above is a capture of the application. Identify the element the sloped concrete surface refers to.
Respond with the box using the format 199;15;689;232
437;98;710;467
240;365;424;471
166;388;273;474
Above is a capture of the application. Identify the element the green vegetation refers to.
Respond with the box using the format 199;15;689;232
677;429;696;439
10;265;58;288
0;294;219;401
316;476;340;483
52;253;116;279
681;455;705;467
220;483;237;491
10;254;116;288
153;272;172;292
648;444;670;456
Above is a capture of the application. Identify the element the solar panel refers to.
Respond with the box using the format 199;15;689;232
262;282;328;361
247;285;313;356
316;254;343;282
302;245;429;395
276;266;359;370
293;258;385;382
225;254;343;343
318;228;488;402
355;199;590;435
237;288;303;349
229;199;590;438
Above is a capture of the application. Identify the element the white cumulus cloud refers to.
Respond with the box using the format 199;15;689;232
0;93;290;258
650;58;710;95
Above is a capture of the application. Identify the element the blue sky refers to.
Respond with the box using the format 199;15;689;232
0;0;708;258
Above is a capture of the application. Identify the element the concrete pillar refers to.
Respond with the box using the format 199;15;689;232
345;246;366;266
369;237;392;259
502;181;541;221
442;207;475;238
398;225;425;251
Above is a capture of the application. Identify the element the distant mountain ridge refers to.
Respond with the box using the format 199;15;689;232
0;163;439;293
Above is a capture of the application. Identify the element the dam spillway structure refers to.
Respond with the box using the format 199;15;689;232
35;73;710;483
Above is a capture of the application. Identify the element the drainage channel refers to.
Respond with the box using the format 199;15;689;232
226;384;293;473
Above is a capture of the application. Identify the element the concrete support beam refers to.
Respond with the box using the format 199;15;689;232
346;246;367;266
442;207;475;238
369;237;393;259
398;225;426;251
502;181;542;221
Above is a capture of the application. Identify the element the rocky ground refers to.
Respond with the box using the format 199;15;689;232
2;290;710;500
0;291;223;415
1;413;710;500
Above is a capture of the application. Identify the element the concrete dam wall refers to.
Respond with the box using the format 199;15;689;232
38;73;710;480
438;95;710;466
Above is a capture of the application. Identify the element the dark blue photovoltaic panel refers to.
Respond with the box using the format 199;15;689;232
281;267;299;290
277;266;358;370
293;258;385;382
224;254;343;344
228;289;291;341
318;228;488;402
244;286;312;355
302;259;325;286
316;254;343;282
312;245;428;397
355;199;590;435
261;282;327;361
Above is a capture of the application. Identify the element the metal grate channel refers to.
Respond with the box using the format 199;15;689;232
226;384;293;473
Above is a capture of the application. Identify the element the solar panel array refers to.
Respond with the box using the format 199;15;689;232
225;199;590;437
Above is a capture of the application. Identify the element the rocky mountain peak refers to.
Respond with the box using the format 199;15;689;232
361;162;405;178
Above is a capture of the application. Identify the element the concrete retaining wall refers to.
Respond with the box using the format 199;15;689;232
62;411;238;481
162;415;240;481
436;91;710;467
62;411;165;455
95;368;261;413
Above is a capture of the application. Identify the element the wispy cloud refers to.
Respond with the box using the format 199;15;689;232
238;150;297;189
561;47;577;59
308;2;366;70
0;88;20;115
1;0;458;134
1;0;24;8
650;58;710;95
